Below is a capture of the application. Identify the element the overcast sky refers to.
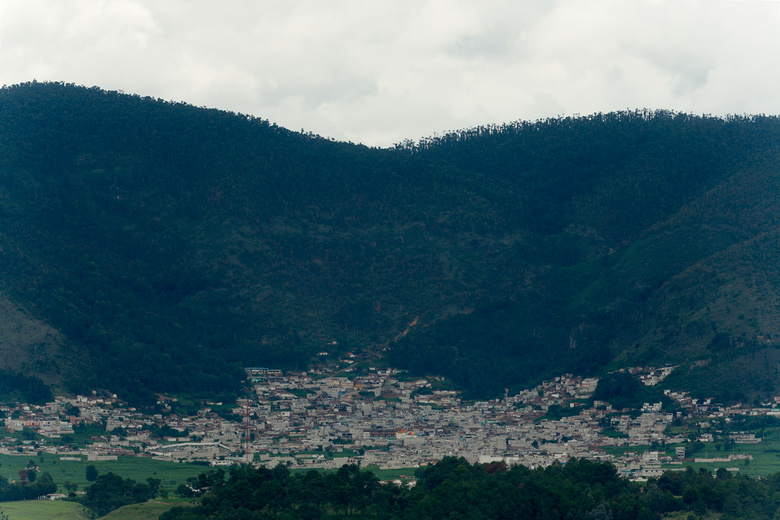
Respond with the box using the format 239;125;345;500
1;0;779;147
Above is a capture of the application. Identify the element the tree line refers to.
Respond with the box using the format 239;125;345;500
0;472;56;501
157;457;780;520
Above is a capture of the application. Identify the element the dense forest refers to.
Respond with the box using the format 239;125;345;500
1;81;780;403
156;458;780;520
0;471;56;501
80;472;161;517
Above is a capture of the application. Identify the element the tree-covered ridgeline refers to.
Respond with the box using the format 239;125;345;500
80;472;160;517
2;81;780;403
160;458;780;520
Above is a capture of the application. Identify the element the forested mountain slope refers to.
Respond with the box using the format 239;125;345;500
1;81;779;403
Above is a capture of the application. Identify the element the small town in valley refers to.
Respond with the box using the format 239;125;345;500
1;362;773;484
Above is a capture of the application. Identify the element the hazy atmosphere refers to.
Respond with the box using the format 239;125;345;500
0;0;780;146
1;0;779;146
6;3;780;516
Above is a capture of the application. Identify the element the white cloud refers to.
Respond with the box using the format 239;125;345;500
1;0;779;146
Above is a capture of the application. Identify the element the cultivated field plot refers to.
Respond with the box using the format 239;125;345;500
0;499;88;520
598;428;780;477
94;500;192;520
0;454;206;493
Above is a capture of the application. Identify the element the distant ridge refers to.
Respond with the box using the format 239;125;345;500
1;81;779;403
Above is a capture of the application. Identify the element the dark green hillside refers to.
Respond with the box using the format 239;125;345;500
1;81;779;402
0;81;550;401
391;113;780;399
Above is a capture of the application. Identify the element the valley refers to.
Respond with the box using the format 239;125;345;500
3;363;780;496
2;81;780;419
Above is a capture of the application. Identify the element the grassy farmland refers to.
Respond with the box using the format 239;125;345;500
0;500;88;520
97;500;194;520
597;428;780;477
0;499;192;520
0;453;206;494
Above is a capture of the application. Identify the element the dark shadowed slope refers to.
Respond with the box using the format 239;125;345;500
1;81;779;402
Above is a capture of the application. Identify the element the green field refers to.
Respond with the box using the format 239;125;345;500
598;445;655;458
363;466;418;481
695;435;780;477
0;454;207;494
0;500;88;520
98;500;193;520
596;428;780;477
667;428;780;477
0;499;191;520
0;451;421;492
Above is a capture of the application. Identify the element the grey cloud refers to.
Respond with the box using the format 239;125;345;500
446;33;519;62
1;0;779;146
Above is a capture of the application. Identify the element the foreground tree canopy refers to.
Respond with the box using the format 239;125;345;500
160;458;780;520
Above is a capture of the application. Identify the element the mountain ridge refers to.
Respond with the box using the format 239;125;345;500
1;81;779;403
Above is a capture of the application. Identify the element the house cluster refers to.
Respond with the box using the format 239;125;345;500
0;364;767;479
